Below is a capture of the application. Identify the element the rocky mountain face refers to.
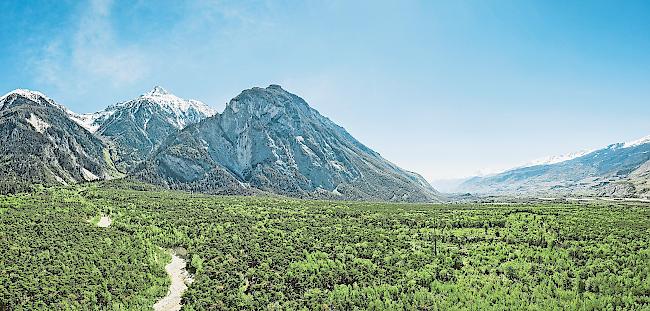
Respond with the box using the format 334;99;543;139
75;86;215;171
135;85;440;202
0;90;121;193
459;138;650;198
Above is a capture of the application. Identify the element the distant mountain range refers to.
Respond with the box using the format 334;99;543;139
5;85;648;200
0;86;440;202
458;137;650;198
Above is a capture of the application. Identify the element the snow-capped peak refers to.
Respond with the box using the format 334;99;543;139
518;133;650;169
524;150;595;167
622;135;650;148
67;86;217;132
137;86;216;118
0;89;105;133
0;89;62;110
68;86;217;133
145;85;170;96
516;134;650;169
69;111;113;133
0;88;76;115
1;89;51;103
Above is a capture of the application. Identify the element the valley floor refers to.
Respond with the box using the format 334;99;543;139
0;182;649;310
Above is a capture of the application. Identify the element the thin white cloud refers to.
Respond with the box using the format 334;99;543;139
30;0;277;101
33;39;66;90
73;0;148;85
32;0;149;93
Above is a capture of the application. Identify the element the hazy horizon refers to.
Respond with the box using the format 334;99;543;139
2;0;649;180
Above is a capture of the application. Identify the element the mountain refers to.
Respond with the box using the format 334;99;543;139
0;90;121;193
458;136;650;198
135;85;440;202
75;86;215;171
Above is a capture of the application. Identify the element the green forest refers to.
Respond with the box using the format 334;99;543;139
1;181;649;310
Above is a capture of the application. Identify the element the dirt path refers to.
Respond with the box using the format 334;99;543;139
96;216;111;228
153;252;193;311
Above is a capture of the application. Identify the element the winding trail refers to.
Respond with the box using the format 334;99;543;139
153;252;193;311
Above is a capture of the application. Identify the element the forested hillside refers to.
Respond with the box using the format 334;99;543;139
1;183;648;309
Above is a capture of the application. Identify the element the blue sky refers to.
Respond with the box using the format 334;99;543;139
1;0;649;180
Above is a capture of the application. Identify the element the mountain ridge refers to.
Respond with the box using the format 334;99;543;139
75;86;215;132
134;85;440;202
0;90;121;193
0;85;440;202
79;86;216;171
459;135;650;198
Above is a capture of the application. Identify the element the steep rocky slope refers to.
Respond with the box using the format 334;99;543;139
136;85;440;202
0;90;120;193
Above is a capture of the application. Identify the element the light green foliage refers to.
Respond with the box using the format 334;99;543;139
1;184;649;310
191;254;204;273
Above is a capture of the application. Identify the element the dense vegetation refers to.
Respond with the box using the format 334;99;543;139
1;182;649;310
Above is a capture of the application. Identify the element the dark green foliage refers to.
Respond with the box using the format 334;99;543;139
0;188;169;309
2;184;649;310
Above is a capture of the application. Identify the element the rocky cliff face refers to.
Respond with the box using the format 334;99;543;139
0;86;439;201
0;90;120;193
136;85;440;202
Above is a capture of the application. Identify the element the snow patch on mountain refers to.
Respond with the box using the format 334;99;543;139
524;149;595;167
81;167;100;181
622;135;650;148
69;110;115;133
1;89;105;133
139;86;216;119
54;175;68;185
1;89;71;113
1;89;52;104
26;114;50;133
